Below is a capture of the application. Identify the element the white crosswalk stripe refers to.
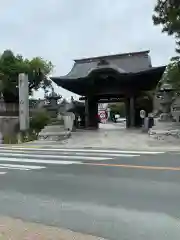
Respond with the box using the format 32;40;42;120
0;164;45;170
0;147;164;175
0;152;112;161
3;147;165;155
0;150;140;158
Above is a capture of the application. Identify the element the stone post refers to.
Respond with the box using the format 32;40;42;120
18;73;29;140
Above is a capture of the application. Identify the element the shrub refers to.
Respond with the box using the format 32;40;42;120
30;110;50;133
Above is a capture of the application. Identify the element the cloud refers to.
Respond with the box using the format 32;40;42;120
0;0;176;100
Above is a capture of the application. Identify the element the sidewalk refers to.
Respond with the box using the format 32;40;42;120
62;128;180;151
5;123;180;151
0;216;105;240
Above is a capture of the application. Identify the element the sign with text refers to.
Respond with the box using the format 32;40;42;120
19;73;29;131
98;110;108;123
140;110;146;119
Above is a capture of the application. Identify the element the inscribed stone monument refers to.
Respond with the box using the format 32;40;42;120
18;73;29;131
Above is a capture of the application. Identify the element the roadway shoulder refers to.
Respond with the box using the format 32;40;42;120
0;216;106;240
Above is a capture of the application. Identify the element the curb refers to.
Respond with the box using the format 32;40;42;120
0;145;177;153
0;216;106;240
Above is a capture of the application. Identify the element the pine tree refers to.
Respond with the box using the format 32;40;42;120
153;0;180;52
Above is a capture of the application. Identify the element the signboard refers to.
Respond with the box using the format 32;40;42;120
99;111;106;119
19;73;29;131
98;103;107;111
98;110;108;123
140;110;146;119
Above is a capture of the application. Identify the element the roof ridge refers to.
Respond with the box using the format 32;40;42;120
74;50;150;63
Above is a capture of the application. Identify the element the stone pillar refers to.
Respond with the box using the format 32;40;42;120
85;97;98;129
18;73;29;131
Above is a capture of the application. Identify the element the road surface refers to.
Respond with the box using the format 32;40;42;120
0;146;179;239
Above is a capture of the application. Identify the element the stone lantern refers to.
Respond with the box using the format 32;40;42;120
44;88;62;120
38;89;71;141
149;82;180;142
158;83;174;122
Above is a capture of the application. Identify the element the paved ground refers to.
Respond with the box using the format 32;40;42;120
19;122;180;151
0;146;179;239
0;217;105;240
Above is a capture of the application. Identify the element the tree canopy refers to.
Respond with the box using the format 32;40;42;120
152;0;180;53
159;56;180;90
108;102;126;118
0;50;54;103
152;1;180;89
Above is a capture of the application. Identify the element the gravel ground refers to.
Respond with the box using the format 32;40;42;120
0;217;106;240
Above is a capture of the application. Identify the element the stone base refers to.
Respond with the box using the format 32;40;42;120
153;118;180;130
159;113;172;122
148;117;180;142
149;128;180;141
38;125;71;141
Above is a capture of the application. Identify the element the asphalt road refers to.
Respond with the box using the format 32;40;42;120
0;147;179;239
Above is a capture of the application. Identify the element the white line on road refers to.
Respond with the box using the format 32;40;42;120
66;152;139;157
0;172;7;175
0;166;29;171
0;157;82;165
0;152;111;161
0;164;45;170
1;147;164;155
0;151;139;158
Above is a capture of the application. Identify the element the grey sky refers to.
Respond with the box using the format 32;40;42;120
0;0;176;100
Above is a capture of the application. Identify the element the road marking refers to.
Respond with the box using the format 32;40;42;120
0;152;111;161
0;157;82;165
71;152;139;157
0;150;139;158
0;172;7;175
0;164;45;170
0;166;30;171
0;147;165;155
83;163;180;171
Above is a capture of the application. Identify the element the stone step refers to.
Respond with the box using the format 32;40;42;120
149;128;180;141
38;124;71;141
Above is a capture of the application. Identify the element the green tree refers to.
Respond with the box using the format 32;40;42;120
159;56;180;90
0;50;54;103
152;1;180;89
108;102;126;118
152;0;180;53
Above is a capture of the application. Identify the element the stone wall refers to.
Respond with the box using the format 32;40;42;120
0;116;19;136
0;102;19;116
0;99;71;138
